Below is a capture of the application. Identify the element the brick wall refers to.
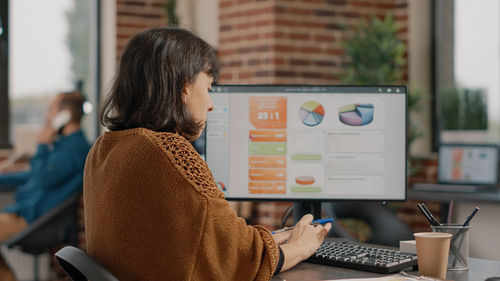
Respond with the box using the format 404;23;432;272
218;0;410;230
116;0;168;60
218;0;408;85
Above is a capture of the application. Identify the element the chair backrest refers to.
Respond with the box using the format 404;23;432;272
5;193;81;255
55;246;119;281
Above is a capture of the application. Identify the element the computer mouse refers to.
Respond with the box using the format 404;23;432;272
485;277;500;281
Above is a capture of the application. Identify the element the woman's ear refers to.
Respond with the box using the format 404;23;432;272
182;83;191;105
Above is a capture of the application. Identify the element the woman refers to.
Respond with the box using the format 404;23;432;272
84;26;331;280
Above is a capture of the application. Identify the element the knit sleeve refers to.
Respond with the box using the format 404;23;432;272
148;131;279;280
194;197;280;281
148;132;224;199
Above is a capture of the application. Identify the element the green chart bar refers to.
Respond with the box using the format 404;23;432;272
249;142;287;155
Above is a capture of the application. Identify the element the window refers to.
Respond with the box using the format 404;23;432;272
434;0;500;145
5;0;99;147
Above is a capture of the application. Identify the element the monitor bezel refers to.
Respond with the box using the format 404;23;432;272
205;84;408;202
437;143;499;186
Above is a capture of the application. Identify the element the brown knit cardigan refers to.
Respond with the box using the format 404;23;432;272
84;128;279;280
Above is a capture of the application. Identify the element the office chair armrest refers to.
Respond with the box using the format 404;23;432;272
5;193;81;250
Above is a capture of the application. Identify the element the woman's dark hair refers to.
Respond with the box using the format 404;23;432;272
100;26;219;140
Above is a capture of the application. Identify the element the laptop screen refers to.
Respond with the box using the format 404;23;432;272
438;144;499;185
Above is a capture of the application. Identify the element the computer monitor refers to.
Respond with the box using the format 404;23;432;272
438;143;498;185
205;85;407;202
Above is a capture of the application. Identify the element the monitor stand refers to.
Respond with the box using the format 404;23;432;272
293;201;322;223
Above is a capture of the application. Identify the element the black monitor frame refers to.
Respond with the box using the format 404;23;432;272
203;85;408;217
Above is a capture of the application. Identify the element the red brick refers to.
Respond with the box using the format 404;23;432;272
271;58;286;65
340;11;362;18
352;1;372;8
315;60;336;67
326;0;347;5
218;73;233;81
220;1;232;9
289;33;310;40
255;70;272;77
275;19;297;27
255;19;273;27
245;34;260;40
288;7;314;16
299;46;322;53
327;48;344;55
248;59;262;66
375;2;397;9
239;72;253;79
220;25;232;32
301;21;325;28
289;59;311;66
220;36;242;44
235;22;252;30
117;12;162;18
273;45;297;52
314;34;335;42
265;32;285;39
276;70;297;77
117;23;148;28
395;15;408;21
315;10;336;17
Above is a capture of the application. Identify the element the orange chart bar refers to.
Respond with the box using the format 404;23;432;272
249;130;287;142
249;156;287;169
249;96;287;129
249;169;286;181
249;181;287;194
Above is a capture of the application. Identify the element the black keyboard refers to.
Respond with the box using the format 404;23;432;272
306;240;418;274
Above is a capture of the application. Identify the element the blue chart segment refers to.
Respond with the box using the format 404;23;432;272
299;101;325;127
338;103;374;126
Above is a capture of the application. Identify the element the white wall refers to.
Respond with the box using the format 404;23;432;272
99;0;116;105
177;0;219;47
408;0;432;157
455;202;500;261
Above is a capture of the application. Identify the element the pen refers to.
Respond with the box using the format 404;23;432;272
421;203;440;226
417;203;439;226
462;206;479;227
271;218;334;234
446;200;454;226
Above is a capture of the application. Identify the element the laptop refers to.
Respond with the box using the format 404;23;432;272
413;144;499;192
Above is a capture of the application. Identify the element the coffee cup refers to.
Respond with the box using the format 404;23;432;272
414;232;452;279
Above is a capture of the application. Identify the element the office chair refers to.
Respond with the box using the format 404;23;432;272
4;193;81;281
323;202;414;247
55;246;119;281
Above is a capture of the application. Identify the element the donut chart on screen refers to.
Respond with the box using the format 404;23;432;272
338;103;374;126
299;101;324;127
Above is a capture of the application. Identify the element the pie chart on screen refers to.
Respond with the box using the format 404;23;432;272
299;101;324;127
338;103;374;126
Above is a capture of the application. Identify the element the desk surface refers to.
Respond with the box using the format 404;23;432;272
273;258;500;281
407;188;500;204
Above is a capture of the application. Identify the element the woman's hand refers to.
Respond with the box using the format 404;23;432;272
272;231;291;245
278;214;331;273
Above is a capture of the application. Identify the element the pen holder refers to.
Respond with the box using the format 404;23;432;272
431;224;471;271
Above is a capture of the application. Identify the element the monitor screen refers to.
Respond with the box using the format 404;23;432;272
205;85;407;201
438;144;499;185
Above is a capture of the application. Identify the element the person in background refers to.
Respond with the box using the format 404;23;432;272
0;91;91;281
84;26;331;281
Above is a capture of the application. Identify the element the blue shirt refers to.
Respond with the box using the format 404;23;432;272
0;130;90;223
